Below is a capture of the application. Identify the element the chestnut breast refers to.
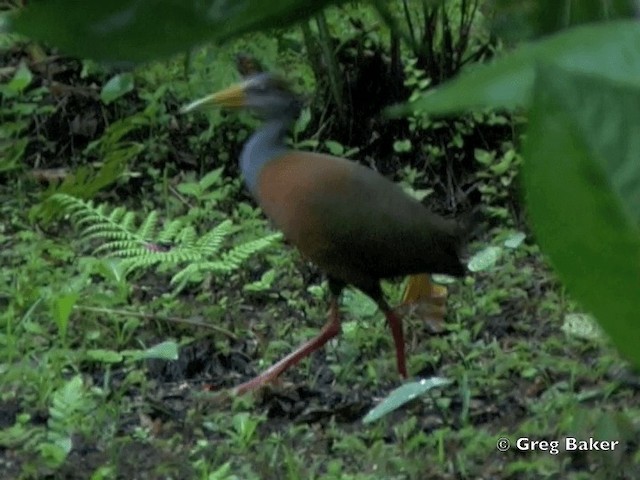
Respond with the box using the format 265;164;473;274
256;152;351;267
255;151;465;287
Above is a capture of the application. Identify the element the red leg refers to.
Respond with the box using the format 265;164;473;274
383;309;408;378
233;298;342;395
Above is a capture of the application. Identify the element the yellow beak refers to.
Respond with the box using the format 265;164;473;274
180;82;247;114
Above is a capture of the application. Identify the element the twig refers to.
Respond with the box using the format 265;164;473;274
168;184;194;209
74;305;238;340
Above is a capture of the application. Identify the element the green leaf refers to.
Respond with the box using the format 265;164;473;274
199;167;225;191
0;137;28;173
324;140;344;156
100;73;134;104
490;151;516;175
51;376;85;417
93;258;126;285
129;340;179;361
293;107;312;136
391;21;640;116
393;139;412;153
7;61;33;95
561;313;603;342
0;414;32;448
503;232;526;249
342;289;378;319
531;0;635;37
85;349;124;363
467;246;502;272
363;377;452;423
38;437;72;468
523;64;640;368
208;462;235;480
176;182;201;197
243;269;276;293
431;274;456;285
11;0;348;63
51;293;79;338
474;149;494;166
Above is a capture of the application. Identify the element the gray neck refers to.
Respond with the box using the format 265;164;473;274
240;117;293;196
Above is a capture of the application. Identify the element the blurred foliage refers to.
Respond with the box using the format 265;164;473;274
394;21;640;116
524;65;640;368
395;19;640;369
485;0;636;42
9;0;350;63
1;1;640;478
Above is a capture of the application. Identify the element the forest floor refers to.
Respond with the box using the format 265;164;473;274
1;46;640;480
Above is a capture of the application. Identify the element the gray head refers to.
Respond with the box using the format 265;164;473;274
181;72;302;121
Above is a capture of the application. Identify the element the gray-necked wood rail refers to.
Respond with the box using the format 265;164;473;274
182;73;471;395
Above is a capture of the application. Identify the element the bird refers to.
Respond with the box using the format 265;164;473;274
181;72;472;395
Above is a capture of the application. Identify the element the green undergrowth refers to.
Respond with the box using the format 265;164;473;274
2;179;639;479
2;4;640;478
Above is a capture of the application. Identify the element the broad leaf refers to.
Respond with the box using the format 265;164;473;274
467;246;502;272
101;73;134;104
391;21;640;116
51;293;79;338
6;61;33;95
363;377;452;423
523;64;640;367
85;349;124;363
561;313;603;342
125;340;179;361
11;0;347;63
532;0;635;37
503;232;526;249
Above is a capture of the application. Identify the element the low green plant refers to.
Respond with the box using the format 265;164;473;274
0;375;99;469
35;100;156;209
0;61;55;175
228;412;263;450
51;193;282;293
474;145;522;220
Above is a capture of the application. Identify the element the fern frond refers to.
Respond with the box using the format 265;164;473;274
137;211;159;239
170;263;203;288
174;225;197;245
196;219;234;254
54;193;281;293
121;256;166;275
157;219;184;242
94;242;147;256
86;230;136;244
220;233;283;269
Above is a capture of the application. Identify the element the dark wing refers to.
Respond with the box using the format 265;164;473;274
305;156;466;282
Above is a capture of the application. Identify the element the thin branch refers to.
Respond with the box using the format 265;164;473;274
74;305;238;340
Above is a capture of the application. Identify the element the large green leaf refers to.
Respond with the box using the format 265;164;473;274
362;377;452;424
531;0;635;36
523;64;640;366
392;20;640;116
10;0;346;63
